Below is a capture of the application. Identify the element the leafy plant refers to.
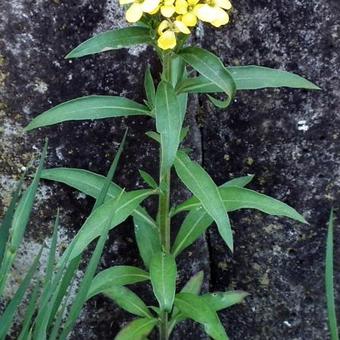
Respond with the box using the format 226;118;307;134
0;1;322;339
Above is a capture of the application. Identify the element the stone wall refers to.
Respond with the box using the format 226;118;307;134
0;0;339;339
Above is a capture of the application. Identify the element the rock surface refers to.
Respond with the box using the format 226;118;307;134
0;0;339;339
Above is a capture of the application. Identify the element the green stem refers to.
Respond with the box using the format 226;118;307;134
158;169;171;253
159;310;169;340
157;51;172;340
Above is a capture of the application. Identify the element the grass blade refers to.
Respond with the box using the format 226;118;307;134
0;246;43;339
0;172;25;263
0;141;47;296
17;283;40;340
326;209;339;340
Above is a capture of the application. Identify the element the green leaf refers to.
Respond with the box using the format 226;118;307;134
207;94;230;109
150;252;177;312
88;266;149;299
92;129;128;211
0;141;47;296
114;318;158;340
201;291;249;311
133;214;161;269
172;175;255;257
177;66;320;93
33;212;60;339
103;285;152;318
155;81;182;172
174;186;307;224
174;151;233;251
64;189;153;261
40;168;157;235
174;293;228;340
0;247;43;339
172;208;213;257
144;65;156;109
180;271;204;294
25;96;150;131
325;209;339;340
178;47;236;106
65;27;152;59
228;66;321;90
221;175;254;188
139;170;158;189
168;271;204;334
145;131;160;143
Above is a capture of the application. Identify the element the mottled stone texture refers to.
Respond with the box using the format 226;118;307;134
0;0;339;339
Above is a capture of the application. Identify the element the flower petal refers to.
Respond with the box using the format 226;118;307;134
126;3;143;22
195;4;217;23
175;0;188;15
161;5;176;17
158;31;177;50
174;20;191;34
216;0;232;10
211;7;229;26
142;0;161;13
182;12;197;26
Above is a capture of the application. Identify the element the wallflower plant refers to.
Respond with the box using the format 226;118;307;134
0;1;321;339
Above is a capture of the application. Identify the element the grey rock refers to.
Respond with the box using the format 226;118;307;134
0;0;339;339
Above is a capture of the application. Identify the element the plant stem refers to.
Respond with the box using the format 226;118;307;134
158;51;172;340
158;169;171;253
159;310;169;340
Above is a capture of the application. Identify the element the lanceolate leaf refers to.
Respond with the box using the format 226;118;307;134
139;170;158;189
201;291;249;311
325;209;339;340
176;66;320;93
150;252;177;312
65;27;152;59
174;293;228;340
133;214;161;269
172;178;245;257
40;168;157;233
144;65;156;109
169;271;205;333
155;81;182;172
88;266;149;299
65;189;154;260
114;318;158;340
103;285;152;318
25;96;150;131
174;151;233;251
178;47;236;106
221;175;254;188
172;207;213;257
174;186;307;224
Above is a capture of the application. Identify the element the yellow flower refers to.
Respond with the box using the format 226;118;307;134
120;0;161;23
175;0;200;27
157;19;191;50
194;0;232;27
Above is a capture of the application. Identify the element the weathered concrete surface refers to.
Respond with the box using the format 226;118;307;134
0;0;339;339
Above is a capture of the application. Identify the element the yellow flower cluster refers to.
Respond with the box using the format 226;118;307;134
119;0;232;50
